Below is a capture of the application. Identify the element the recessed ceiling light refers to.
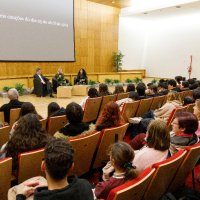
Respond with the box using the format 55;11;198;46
112;1;115;3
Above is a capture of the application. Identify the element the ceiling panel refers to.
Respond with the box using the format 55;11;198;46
87;0;132;8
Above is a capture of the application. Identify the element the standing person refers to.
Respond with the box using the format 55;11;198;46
74;68;88;85
33;68;53;97
14;138;94;200
0;88;23;123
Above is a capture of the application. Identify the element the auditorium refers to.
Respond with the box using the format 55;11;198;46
0;0;200;199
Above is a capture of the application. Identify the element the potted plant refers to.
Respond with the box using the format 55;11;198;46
113;51;124;72
125;78;133;84
15;83;26;95
88;80;97;86
133;77;143;84
105;78;113;85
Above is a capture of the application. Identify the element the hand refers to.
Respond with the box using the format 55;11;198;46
16;181;41;197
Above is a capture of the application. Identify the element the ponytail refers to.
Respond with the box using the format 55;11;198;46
123;162;137;181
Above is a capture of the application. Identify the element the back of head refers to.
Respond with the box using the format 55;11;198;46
88;87;98;98
20;102;37;117
66;102;83;124
48;102;60;117
193;88;200;100
168;79;177;88
175;76;182;84
147;119;170;151
181;81;189;88
126;83;135;92
167;91;181;102
136;82;146;96
183;96;194;106
149;84;158;93
189;82;198;90
129;91;139;100
175;112;198;134
44;138;74;180
99;83;109;96
110;142;137;181
8;88;19;100
158;82;168;90
113;84;124;94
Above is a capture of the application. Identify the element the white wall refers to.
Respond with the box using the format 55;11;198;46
119;9;200;79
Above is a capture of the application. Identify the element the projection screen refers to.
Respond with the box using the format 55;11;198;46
0;0;75;61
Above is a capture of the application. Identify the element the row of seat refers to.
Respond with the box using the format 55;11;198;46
0;123;129;200
106;142;200;200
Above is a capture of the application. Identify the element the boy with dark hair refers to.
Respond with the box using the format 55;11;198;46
168;79;181;92
15;138;93;200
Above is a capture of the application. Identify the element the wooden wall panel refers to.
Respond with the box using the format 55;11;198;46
0;0;119;78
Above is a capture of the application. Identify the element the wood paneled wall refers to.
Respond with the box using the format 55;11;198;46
0;0;119;77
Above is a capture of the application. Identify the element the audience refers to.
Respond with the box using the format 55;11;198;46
136;82;147;99
181;81;190;91
99;83;111;96
0;88;23;123
126;83;135;92
95;142;137;199
54;102;95;139
10;102;42;137
47;102;65;118
14;138;93;200
170;112;199;155
0;114;48;175
193;99;200;137
113;84;125;94
183;96;194;106
116;91;139;111
157;81;168;96
96;101;125;131
80;87;99;110
168;79;181;92
132;119;170;173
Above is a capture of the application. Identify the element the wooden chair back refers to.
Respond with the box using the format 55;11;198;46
186;103;195;113
168;143;200;192
116;93;129;101
69;131;101;177
99;94;117;115
143;150;187;200
121;101;140;122
0;112;5;124
40;118;47;131
135;98;153;117
83;97;102;123
9;108;21;126
150;95;166;110
47;115;67;136
0;126;10;147
0;157;12;200
18;148;44;183
93;123;129;169
107;168;155;200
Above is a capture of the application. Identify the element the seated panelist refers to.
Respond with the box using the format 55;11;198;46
74;68;88;85
33;68;53;97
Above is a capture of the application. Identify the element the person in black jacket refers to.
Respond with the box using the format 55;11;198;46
0;88;23;123
33;68;53;97
15;138;93;200
74;68;88;85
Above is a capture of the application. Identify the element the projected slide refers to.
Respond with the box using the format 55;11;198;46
0;0;74;61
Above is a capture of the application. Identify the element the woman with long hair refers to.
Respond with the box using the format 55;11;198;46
96;101;125;131
5;113;48;174
75;68;88;85
98;83;111;96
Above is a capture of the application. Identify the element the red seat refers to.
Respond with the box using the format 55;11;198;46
106;168;155;200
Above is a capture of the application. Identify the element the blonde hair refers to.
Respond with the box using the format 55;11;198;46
167;91;181;102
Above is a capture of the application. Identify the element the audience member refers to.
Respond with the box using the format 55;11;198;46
96;101;125;131
183;96;194;106
157;81;168;96
0;114;48;175
74;68;88;85
181;81;189;91
116;91;139;111
54;102;95;139
80;87;99;110
136;82;147;99
99;83;111;96
193;99;200;137
47;102;65;118
113;84;125;94
170;112;199;155
33;68;53;97
15;138;93;200
126;83;135;92
193;88;200;100
95;142;137;199
175;76;183;88
132;119;170;173
0;88;23;123
146;84;158;97
168;79;181;92
10;102;42;137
